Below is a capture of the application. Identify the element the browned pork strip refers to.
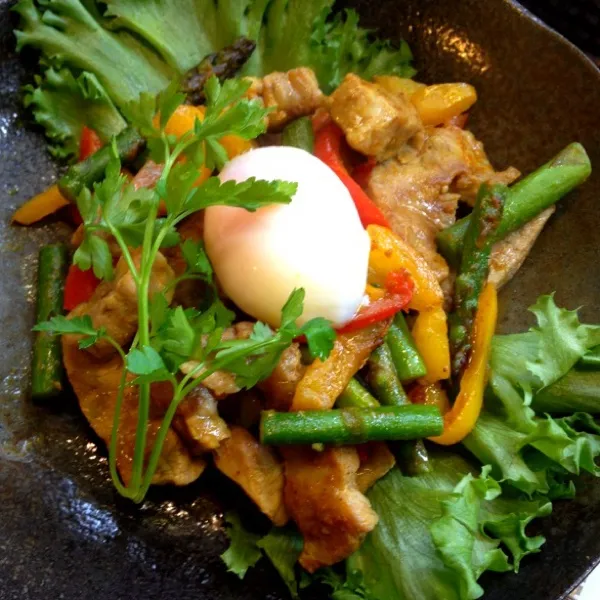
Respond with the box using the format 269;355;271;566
246;67;325;131
214;426;288;526
282;446;378;572
62;341;207;486
71;249;174;359
489;207;555;288
356;442;396;493
259;343;305;411
328;73;424;161
367;126;519;283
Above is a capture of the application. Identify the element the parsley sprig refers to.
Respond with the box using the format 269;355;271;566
34;77;335;502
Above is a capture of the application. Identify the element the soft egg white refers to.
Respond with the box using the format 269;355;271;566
204;146;370;327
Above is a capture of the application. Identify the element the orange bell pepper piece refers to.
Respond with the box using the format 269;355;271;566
12;184;70;226
160;105;254;159
429;283;498;445
411;306;451;382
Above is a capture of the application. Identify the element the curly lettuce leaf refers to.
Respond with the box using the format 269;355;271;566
220;512;262;578
491;294;600;403
23;67;126;159
14;0;173;107
257;527;303;598
15;0;414;158
310;9;416;92
346;454;550;600
102;0;414;92
464;295;600;495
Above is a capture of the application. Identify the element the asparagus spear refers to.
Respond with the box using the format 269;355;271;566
181;37;256;105
449;183;506;377
260;406;443;445
58;37;257;203
386;313;427;382
337;378;379;409
437;143;592;268
367;342;409;406
31;244;68;400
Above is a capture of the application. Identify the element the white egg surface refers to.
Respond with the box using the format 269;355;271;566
204;146;370;327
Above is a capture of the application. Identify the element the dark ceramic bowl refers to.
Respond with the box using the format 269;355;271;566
1;1;600;599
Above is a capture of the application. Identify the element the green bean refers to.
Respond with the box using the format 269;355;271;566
367;342;409;406
437;143;592;268
260;406;443;445
59;38;258;203
282;117;315;153
386;313;427;382
31;244;68;400
336;378;379;409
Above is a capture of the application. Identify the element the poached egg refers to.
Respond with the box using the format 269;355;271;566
204;146;370;327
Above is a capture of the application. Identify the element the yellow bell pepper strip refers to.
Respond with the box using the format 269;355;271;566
411;306;451;382
12;184;70;226
367;224;444;312
373;76;426;99
429;282;498;445
411;83;477;127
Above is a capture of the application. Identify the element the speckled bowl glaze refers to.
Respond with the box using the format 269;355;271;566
1;1;599;599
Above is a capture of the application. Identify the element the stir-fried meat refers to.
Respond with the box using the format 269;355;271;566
181;322;254;398
489;207;555;288
69;249;174;360
282;446;378;572
132;160;164;191
62;340;206;486
214;426;288;526
259;343;305;411
292;321;389;412
328;73;424;161
451;133;521;204
246;68;324;131
356;442;396;493
367;126;518;283
152;382;230;453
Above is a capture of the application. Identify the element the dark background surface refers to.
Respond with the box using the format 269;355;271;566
2;1;600;599
520;0;600;57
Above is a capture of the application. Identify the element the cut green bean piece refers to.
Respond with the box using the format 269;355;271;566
260;405;443;445
337;378;379;409
31;244;68;400
367;342;409;406
282;116;315;153
437;143;592;268
386;313;427;382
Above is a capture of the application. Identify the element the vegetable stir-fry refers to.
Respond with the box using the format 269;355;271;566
13;1;599;599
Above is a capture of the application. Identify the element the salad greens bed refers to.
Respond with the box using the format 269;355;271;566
13;1;600;599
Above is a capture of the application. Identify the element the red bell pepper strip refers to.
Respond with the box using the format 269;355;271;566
352;157;377;189
63;265;101;311
314;123;390;229
337;270;414;334
79;126;103;161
